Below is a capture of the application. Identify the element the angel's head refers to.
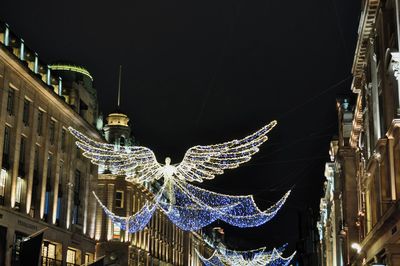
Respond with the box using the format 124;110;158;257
165;157;171;165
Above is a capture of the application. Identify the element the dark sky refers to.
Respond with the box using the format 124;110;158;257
1;0;360;254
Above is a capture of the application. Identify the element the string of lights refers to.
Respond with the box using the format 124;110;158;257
68;120;277;184
91;185;165;233
70;121;290;232
157;179;291;230
195;243;296;266
92;178;290;232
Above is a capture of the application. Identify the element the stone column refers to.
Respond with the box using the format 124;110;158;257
369;41;381;142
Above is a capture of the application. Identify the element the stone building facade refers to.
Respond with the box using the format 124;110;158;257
0;19;212;266
317;98;358;266
319;0;400;265
0;21;100;265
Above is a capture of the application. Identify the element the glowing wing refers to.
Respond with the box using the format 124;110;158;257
176;120;277;182
68;127;162;183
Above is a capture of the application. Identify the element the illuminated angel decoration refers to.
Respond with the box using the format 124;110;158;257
195;243;296;266
69;121;291;232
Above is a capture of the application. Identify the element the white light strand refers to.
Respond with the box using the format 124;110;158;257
156;179;291;230
70;121;289;232
92;185;165;233
69;120;277;183
93;177;290;232
196;243;296;266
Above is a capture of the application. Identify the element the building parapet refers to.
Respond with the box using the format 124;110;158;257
351;0;380;93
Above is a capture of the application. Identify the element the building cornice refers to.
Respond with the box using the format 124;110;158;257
350;94;363;148
351;0;380;93
386;119;400;140
0;47;100;139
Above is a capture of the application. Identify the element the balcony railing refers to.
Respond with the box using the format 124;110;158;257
41;256;80;266
41;257;62;266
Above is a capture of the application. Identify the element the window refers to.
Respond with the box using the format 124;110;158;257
49;120;55;145
47;154;53;185
12;231;27;265
44;191;50;221
31;146;40;216
59;162;64;186
61;128;66;152
37;111;43;136
113;224;121;240
19;137;26;175
22;99;30;126
0;169;7;205
66;248;76;265
33;146;39;171
120;136;126;147
56;197;62;225
6;88;15;116
72;170;81;225
115;191;124;208
2;126;11;168
15;177;23;205
42;241;56;265
56;161;63;225
44;154;52;221
85;253;94;265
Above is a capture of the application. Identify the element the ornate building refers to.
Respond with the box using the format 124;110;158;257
319;0;400;265
317;98;356;266
0;18;213;266
0;21;100;265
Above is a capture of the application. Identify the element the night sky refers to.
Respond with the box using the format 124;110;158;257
1;0;360;254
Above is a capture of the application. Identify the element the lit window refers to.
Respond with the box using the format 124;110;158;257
47;243;56;259
0;169;7;203
66;248;76;264
113;225;121;240
85;253;93;265
115;191;124;208
42;241;56;264
42;243;47;257
15;177;23;204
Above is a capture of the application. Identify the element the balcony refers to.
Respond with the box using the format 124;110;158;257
41;257;62;266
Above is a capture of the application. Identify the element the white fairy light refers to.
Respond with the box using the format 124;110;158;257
68;120;277;183
70;121;290;232
157;179;291;230
196;243;296;266
92;179;290;232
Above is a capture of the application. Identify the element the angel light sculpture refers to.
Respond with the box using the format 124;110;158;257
69;120;291;232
